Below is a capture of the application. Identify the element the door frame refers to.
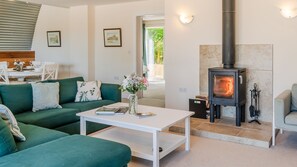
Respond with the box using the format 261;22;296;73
136;16;144;98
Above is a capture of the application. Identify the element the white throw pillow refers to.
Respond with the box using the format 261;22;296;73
75;81;102;102
0;104;26;141
31;82;62;112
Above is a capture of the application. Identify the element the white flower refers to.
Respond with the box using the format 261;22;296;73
120;73;148;94
14;60;24;66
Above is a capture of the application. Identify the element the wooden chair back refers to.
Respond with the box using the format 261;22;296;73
0;62;9;84
41;63;59;81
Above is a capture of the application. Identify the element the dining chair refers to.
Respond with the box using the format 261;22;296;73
0;62;9;84
41;63;59;81
31;61;43;72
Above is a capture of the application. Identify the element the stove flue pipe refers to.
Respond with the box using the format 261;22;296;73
223;0;235;69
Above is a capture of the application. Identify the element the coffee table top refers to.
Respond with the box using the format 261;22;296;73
77;103;194;132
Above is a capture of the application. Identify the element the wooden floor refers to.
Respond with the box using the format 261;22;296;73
170;117;272;148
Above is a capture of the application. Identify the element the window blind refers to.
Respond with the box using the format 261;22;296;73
0;0;41;50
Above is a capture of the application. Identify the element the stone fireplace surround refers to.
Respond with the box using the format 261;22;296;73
199;44;273;122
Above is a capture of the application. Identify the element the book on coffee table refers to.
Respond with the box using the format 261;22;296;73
95;106;128;115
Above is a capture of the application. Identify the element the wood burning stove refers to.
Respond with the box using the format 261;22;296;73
207;0;247;126
208;67;246;126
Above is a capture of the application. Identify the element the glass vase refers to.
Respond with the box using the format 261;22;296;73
128;94;138;115
15;65;23;71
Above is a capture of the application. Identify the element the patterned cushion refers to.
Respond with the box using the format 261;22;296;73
31;83;62;112
75;81;102;102
0;104;26;141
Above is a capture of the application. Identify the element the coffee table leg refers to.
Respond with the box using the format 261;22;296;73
80;117;86;136
153;131;159;167
185;116;190;151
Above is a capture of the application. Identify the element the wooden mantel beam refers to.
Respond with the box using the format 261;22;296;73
0;51;35;68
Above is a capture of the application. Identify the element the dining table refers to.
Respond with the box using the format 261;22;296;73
7;68;42;82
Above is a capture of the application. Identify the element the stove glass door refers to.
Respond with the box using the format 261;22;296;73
213;75;235;98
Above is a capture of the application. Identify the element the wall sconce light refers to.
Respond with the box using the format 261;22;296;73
179;15;194;24
280;8;297;19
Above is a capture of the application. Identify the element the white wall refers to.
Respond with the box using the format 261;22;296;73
237;0;297;96
164;0;297;116
94;0;164;84
88;5;96;81
69;5;89;79
164;0;221;110
32;5;70;78
32;5;91;80
33;1;164;81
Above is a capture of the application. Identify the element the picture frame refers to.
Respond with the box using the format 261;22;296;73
47;31;61;47
103;28;122;47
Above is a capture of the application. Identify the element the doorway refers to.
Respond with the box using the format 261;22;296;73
143;23;165;99
136;16;165;107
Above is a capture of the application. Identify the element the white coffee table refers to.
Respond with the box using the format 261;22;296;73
76;103;194;167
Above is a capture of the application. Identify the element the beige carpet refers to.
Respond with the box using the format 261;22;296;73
129;131;297;167
122;80;165;108
143;80;165;100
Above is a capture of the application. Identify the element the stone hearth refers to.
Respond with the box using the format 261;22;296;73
170;117;272;148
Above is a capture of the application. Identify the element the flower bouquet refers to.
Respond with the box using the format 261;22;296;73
120;73;148;114
14;60;25;71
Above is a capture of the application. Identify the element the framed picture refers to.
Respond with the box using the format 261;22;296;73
103;28;122;47
47;31;61;47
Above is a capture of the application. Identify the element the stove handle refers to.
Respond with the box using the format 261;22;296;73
239;75;243;84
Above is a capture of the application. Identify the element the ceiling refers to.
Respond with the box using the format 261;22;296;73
17;0;146;8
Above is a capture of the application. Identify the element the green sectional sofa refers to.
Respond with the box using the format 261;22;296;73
0;77;120;134
0;120;131;167
0;77;131;167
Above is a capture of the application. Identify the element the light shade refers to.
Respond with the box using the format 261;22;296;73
280;8;297;19
179;15;194;24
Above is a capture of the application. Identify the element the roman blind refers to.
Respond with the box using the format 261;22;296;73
0;0;41;50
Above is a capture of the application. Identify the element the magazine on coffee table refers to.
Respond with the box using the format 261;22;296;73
95;106;128;115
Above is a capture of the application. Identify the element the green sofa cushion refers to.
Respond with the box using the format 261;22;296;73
61;100;115;112
0;84;32;114
0;135;131;167
16;123;68;151
285;111;297;125
0;117;17;157
15;108;81;129
101;83;122;102
44;77;84;104
54;121;110;135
